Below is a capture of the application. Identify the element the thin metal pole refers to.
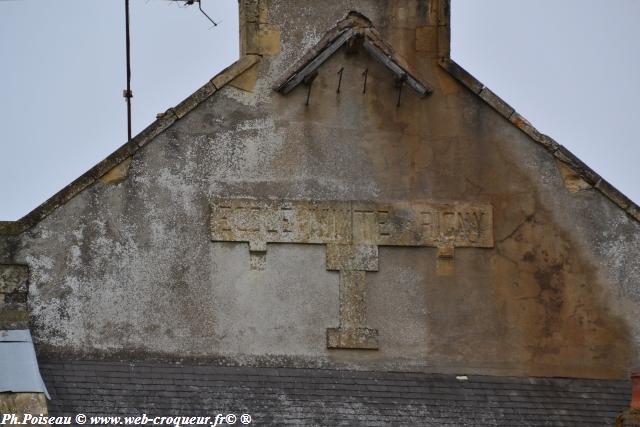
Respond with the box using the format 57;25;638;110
125;0;132;143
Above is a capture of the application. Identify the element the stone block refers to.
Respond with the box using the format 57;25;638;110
596;179;632;210
0;265;28;305
240;0;260;23
240;0;277;56
1;265;29;329
229;63;260;92
171;82;218;119
249;252;266;271
257;24;281;56
510;112;542;142
134;109;178;149
338;270;367;329
426;0;439;26
211;55;261;90
553;145;599;185
479;87;515;119
326;244;378;272
240;0;268;23
0;393;48;417
99;157;132;185
0;221;23;236
257;0;268;23
552;144;576;164
438;25;450;58
438;59;483;94
0;309;29;326
211;199;493;253
415;26;437;53
437;244;454;259
627;204;640;222
242;21;260;55
556;159;592;193
436;245;455;277
326;327;378;350
537;134;560;152
436;0;451;27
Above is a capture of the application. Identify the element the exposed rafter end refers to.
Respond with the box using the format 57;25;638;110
362;38;433;97
275;28;355;95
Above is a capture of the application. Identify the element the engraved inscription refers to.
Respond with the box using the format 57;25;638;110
210;198;494;350
211;199;493;249
211;199;352;249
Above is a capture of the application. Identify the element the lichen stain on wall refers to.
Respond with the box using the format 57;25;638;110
491;205;631;378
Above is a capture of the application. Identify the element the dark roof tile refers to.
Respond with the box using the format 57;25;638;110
40;360;629;425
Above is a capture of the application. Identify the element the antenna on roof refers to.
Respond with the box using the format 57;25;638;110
124;0;133;143
121;0;219;143
196;0;218;27
174;0;219;27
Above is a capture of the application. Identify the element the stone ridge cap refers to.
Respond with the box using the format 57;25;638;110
0;54;261;237
272;11;434;97
439;57;640;224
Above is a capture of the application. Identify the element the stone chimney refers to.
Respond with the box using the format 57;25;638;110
238;0;451;60
616;372;640;426
238;0;281;56
0;264;49;416
0;264;29;330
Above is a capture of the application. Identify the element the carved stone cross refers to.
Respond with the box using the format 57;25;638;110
210;199;493;350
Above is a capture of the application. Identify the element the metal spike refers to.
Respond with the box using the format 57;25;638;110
362;68;368;94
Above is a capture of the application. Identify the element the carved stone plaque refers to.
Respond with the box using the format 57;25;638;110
210;198;493;349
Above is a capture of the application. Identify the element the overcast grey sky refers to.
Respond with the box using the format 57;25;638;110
1;0;638;220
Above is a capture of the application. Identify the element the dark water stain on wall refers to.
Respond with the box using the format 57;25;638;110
491;199;631;378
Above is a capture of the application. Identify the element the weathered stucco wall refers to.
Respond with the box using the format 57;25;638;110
4;0;639;379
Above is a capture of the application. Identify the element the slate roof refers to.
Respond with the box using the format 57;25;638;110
41;360;630;426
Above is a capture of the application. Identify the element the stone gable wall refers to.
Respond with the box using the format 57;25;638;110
4;0;639;379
